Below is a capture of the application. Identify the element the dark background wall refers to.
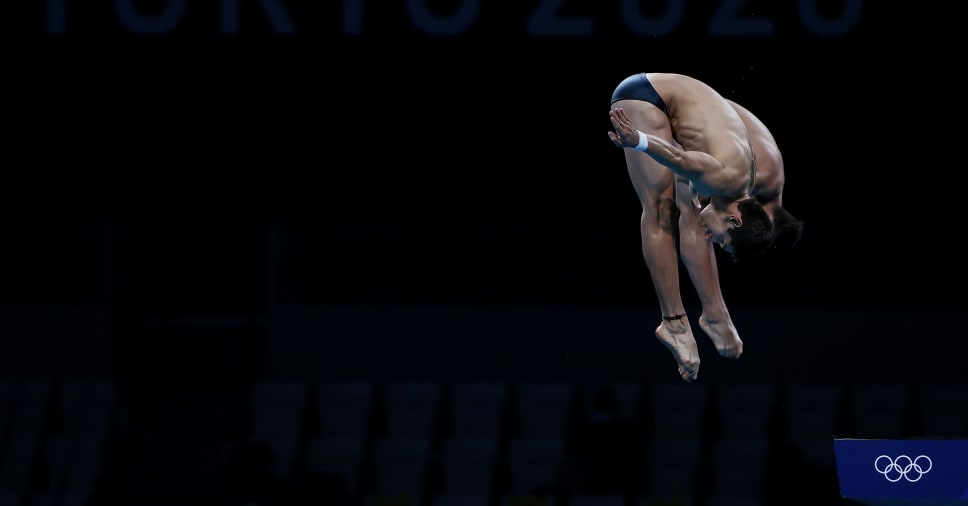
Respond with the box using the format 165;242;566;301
6;0;963;352
1;3;965;506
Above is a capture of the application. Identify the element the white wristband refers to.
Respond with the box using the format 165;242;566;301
634;130;649;152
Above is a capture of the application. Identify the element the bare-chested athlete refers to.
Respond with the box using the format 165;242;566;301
607;72;801;382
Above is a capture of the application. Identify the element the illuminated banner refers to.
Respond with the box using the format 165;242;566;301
834;438;968;503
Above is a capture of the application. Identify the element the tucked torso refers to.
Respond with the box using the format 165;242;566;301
648;73;755;199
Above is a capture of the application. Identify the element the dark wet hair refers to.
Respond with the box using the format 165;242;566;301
727;199;774;263
729;203;804;262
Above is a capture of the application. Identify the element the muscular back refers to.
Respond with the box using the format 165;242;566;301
725;99;785;213
648;73;754;198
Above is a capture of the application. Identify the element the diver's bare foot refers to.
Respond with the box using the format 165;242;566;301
655;322;700;382
698;313;743;359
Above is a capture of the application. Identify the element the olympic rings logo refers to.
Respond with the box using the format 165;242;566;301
874;455;932;482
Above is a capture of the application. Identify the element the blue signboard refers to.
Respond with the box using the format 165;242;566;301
834;438;968;501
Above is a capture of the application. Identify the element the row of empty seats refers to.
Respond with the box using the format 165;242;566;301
0;379;120;506
249;379;968;444
7;378;960;505
238;379;967;505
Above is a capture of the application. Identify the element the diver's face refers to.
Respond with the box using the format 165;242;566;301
700;205;739;254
